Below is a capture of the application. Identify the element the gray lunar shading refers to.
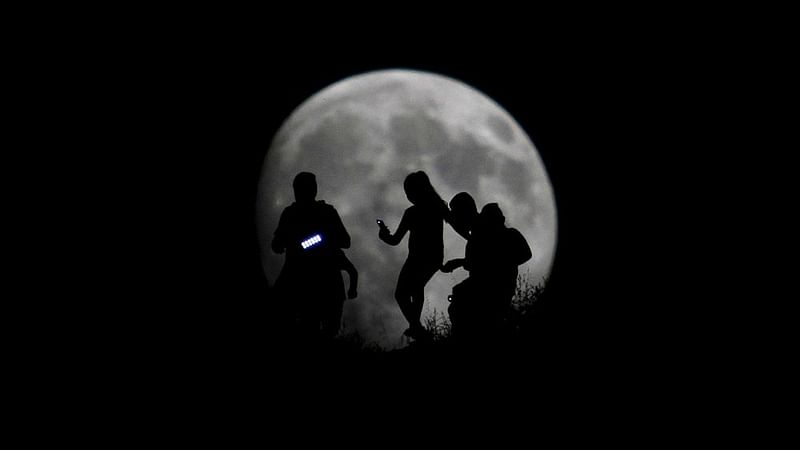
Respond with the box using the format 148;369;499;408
257;70;557;349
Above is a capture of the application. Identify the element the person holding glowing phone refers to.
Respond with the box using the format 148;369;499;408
378;171;448;341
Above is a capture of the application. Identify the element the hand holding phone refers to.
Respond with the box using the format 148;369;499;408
377;219;390;242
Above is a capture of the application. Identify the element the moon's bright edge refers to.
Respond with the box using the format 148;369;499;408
257;69;557;349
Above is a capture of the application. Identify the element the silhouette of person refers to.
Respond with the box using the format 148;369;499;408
445;203;532;341
469;203;531;315
441;192;479;273
441;192;480;340
271;172;353;341
378;171;448;341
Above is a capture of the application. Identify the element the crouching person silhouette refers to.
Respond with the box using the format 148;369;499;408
378;171;448;342
444;203;531;344
440;192;479;341
271;172;355;345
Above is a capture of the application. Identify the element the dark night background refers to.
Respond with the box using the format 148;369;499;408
37;14;764;429
121;46;681;385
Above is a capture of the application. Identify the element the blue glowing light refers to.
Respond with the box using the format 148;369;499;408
301;234;323;250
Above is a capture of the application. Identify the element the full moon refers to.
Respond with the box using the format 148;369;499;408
257;70;557;349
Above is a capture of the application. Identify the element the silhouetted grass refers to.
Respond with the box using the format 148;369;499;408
423;308;452;343
508;274;548;338
333;274;548;354
335;324;387;354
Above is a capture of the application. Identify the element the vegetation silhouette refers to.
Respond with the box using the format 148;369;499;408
325;274;549;358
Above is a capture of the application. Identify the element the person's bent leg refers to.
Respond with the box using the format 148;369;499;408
394;263;418;327
409;287;426;330
410;263;439;331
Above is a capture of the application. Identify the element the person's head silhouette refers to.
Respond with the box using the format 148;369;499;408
403;171;442;207
450;192;478;229
293;172;317;204
478;203;506;231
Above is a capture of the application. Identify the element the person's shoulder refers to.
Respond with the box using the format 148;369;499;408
506;228;530;248
311;199;330;210
314;201;346;221
425;201;447;217
282;202;298;215
316;200;340;213
506;227;526;240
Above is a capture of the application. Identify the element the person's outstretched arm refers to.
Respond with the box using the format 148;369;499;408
444;208;471;241
379;209;410;246
441;258;466;273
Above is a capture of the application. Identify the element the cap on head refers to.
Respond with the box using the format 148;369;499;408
293;172;317;203
480;203;505;228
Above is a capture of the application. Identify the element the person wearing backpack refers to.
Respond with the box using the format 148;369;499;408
272;172;354;342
